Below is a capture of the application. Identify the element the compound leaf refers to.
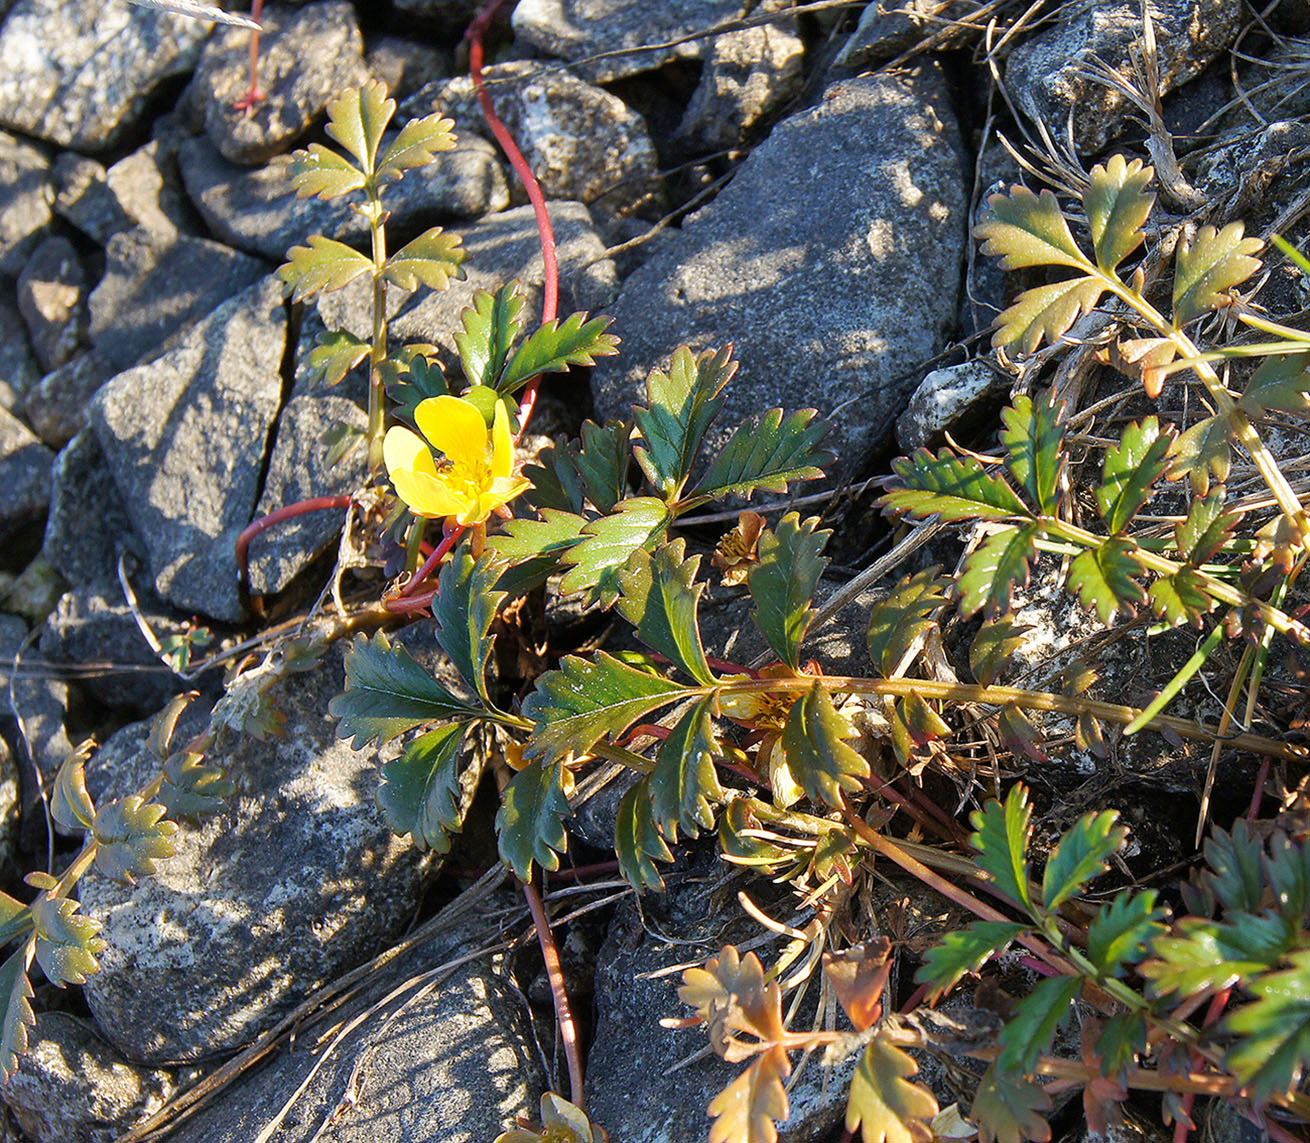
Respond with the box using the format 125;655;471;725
560;497;670;607
997;974;1082;1075
377;112;457;182
650;698;724;839
615;778;672;892
846;1036;940;1143
305;329;369;388
1068;539;1146;624
289;143;366;201
1224;949;1310;1103
31;895;105;987
486;509;586;596
632;345;735;499
1148;569;1212;627
377;722;474;853
434;549;505;706
571;419;630;515
883;450;1029;523
970;786;1033;912
747;513;829;670
992;277;1106;354
323;80;394;176
958;525;1038;619
780;683;870;808
1168;414;1232;495
1096;417;1171;533
455;282;525;391
866;569;950;677
159;751;235;821
0;944;34;1082
495;757;570;880
1087;889;1165;977
1042;810;1127;910
708;1050;791;1143
691;408;832;503
521;651;686;763
1203;820;1266;914
680;944;786;1052
1238;351;1310;414
1000;391;1064;515
976;186;1090;271
498;312;619;395
971;1065;1052;1143
616;540;714;685
1173;222;1262;325
278;236;373;304
1084;155;1154;273
52;753;95;832
382;227;466;292
330;631;479;749
915;921;1028;1000
92;795;178;884
1141;919;1266;999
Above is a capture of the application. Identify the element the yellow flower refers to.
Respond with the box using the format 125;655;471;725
383;395;530;526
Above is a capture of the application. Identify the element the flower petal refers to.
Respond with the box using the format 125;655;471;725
394;468;467;519
491;398;515;480
415;396;487;469
383;425;437;481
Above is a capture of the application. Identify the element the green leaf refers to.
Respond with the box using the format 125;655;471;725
1000;391;1064;515
51;753;95;832
376;111;457;183
486;509;586;596
434;550;505;706
1141;919;1267;999
747;513;829;670
324;80;395;176
865;569;949;677
278;236;374;304
976;185;1091;271
615;778;672;892
570;419;630;515
970;786;1033;912
1173;222;1263;325
1084;155;1154;274
521;651;686;763
616;540;715;684
845;1036;939;1143
1168;413;1232;495
1238;351;1310;414
323;422;365;468
560;497;670;607
1176;488;1241;564
159;751;235;821
377;722;476;853
382;227;466;292
992;276;1106;354
523;442;586;514
1042;810;1127;910
305;329;370;388
649;698;724;840
1201;822;1267;913
455;282;525;390
632;345;735;500
780;683;870;808
92;795;178;884
719;797;789;869
996;703;1047;763
1096;418;1171;533
289;144;366;201
497;312;620;395
1067;539;1147;623
915;921;1028;1000
1087;889;1165;977
1224;949;1310;1103
385;353;450;425
970;618;1028;686
958;525;1038;620
997;974;1082;1074
0;944;34;1081
330;631;479;749
971;1065;1052;1143
31;894;105;987
690;408;832;503
882;449;1030;523
1097;1011;1148;1076
495;758;570;880
891;691;952;768
1147;569;1212;627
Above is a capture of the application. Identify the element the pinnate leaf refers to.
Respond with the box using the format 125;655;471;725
970;786;1033;912
615;778;672;892
747;513;829;670
1148;569;1211;626
92;795;178;883
865;569;949;676
997;974;1082;1074
883;450;1029;523
498;312;620;395
680;945;785;1057
383;227;466;292
159;751;235;821
1238;351;1310;414
570;419;630;514
823;939;893;1032
992;277;1106;354
331;631;479;748
632;345;734;499
1087;889;1165;976
1168;414;1232;495
305;329;369;388
1173;222;1262;324
290;144;366;201
1000;391;1064;515
560;497;670;606
971;1065;1051;1143
650;698;724;839
278;236;374;304
324;81;395;174
691;408;832;503
455;282;525;390
435;550;505;705
377;722;474;853
0;945;34;1082
1083;155;1154;273
496;758;570;880
617;541;715;684
845;1036;939;1143
1042;810;1126;910
487;509;586;596
377;112;457;182
1068;539;1146;623
1102;336;1179;400
1097;418;1172;533
975;186;1090;271
1141;919;1265;999
31;894;105;987
958;525;1038;619
1223;948;1310;1102
780;683;870;807
915;921;1028;1000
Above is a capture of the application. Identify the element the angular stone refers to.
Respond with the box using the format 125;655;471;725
0;405;53;542
1005;0;1242;154
366;34;453;99
194;0;371;165
90;277;287;622
88;231;269;372
0;291;39;412
835;0;973;67
0;131;53;277
53;140;191;246
79;649;433;1064
17;235;86;372
895;360;1007;451
591;67;968;473
178;130;508;262
24;351;114;449
512;0;747;82
0;0;208;151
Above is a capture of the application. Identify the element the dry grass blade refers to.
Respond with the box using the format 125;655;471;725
119;0;261;28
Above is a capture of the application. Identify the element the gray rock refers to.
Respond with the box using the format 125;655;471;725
53;141;192;246
392;0;482;31
194;0;370;165
512;0;747;82
895;360;1008;451
90;277;287;622
51;154;131;246
0;132;53;277
0;406;53;542
0;0;208;152
676;4;805;149
177;130;508;262
41;428;140;590
17;235;86;372
1005;0;1242;154
366;34;453;99
411;63;662;216
591;67;968;473
79;647;433;1064
835;0;973;67
88;231;269;372
24;351;115;449
0;292;39;412
1;1012;196;1143
178;901;544;1142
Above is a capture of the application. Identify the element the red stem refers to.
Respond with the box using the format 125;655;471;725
399;522;465;598
235;495;353;586
522;876;586;1109
546;860;621;884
